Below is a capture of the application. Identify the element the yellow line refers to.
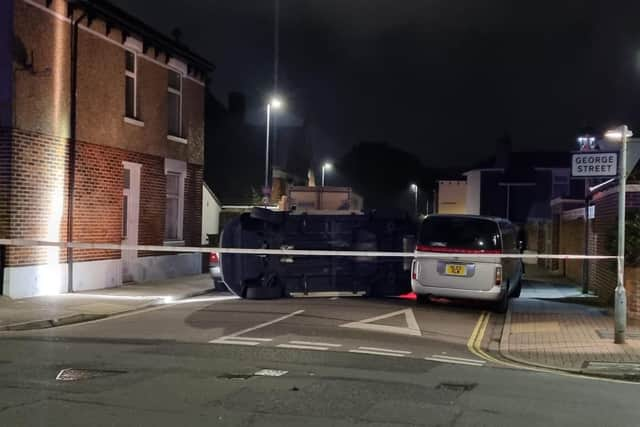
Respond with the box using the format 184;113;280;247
466;310;639;385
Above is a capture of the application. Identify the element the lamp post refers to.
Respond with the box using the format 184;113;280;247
321;162;333;187
263;97;283;204
410;183;418;217
605;125;633;344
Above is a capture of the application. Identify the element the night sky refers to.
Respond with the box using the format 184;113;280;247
112;0;640;168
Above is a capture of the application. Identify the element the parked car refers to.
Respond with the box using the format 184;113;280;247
209;252;226;291
410;214;523;312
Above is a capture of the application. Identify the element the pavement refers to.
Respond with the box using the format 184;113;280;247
0;274;215;331
500;265;640;378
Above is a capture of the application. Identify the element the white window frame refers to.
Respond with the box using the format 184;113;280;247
167;69;183;138
164;158;186;244
125;49;137;119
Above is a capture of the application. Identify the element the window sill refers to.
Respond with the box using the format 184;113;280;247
163;240;185;247
124;116;145;127
168;134;188;144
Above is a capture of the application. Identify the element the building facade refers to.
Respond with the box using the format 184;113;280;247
0;0;212;298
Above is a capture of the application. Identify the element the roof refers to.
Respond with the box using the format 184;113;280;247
466;151;572;173
69;0;214;74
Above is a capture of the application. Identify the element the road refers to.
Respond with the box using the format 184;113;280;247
1;294;639;426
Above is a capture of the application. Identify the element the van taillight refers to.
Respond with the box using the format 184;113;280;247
495;266;502;286
209;253;219;264
416;244;502;254
412;261;417;280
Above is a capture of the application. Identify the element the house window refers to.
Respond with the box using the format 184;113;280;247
125;50;137;118
552;170;570;198
164;172;184;241
168;70;182;136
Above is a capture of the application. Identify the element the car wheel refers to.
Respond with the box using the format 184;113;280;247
492;285;509;313
245;285;284;300
512;279;522;298
416;294;430;305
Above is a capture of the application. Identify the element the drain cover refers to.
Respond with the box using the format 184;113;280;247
56;368;126;382
436;382;477;392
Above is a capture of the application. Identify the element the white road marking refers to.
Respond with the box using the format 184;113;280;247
289;340;342;347
209;309;304;344
349;349;406;357
277;344;329;351
215;340;261;346
340;308;422;336
290;291;366;298
426;356;485;367
254;369;288;377
431;354;485;364
357;346;411;354
229;337;273;342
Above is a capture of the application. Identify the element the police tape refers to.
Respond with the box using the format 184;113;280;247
0;238;619;260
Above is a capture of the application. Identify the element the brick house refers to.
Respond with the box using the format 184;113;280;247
0;0;213;298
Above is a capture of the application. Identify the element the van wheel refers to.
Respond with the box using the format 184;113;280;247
416;294;430;305
492;286;509;313
512;280;522;298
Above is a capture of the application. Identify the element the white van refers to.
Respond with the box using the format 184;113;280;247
410;215;523;312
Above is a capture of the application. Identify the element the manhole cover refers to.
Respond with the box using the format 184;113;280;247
56;368;126;382
436;382;477;392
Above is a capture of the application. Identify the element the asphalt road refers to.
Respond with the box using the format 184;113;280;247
1;294;639;426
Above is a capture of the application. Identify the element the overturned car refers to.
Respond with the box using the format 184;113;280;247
219;208;417;299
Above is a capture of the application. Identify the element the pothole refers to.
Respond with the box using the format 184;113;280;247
436;382;477;392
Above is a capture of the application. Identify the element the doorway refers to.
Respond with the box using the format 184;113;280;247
122;162;141;283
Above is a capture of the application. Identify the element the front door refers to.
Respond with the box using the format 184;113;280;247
122;162;141;282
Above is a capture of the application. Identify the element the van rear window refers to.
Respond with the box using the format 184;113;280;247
418;217;501;251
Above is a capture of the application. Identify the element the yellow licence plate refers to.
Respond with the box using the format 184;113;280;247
445;264;467;276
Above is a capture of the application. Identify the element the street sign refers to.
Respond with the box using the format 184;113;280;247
571;152;618;178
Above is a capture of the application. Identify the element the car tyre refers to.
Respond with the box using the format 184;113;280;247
512;279;522;298
493;285;509;313
245;285;284;300
416;294;430;305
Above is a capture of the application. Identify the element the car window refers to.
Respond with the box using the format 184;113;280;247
418;217;501;251
501;226;516;251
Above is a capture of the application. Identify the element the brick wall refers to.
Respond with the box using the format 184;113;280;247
558;217;585;284
589;187;640;314
3;129;203;268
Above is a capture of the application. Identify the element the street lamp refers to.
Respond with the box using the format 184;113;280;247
410;183;418;216
321;162;333;187
263;97;283;204
605;124;633;344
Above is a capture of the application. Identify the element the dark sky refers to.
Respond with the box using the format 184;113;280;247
112;0;640;168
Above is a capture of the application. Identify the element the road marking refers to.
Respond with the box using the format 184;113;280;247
357;346;411;355
215;340;261;346
254;369;288;377
339;308;421;336
210;309;304;345
349;349;406;357
289;340;342;347
430;354;485;364
290;291;366;298
426;356;485;367
209;309;304;344
277;344;329;351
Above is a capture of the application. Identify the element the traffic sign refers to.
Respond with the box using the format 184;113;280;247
571;152;618;178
